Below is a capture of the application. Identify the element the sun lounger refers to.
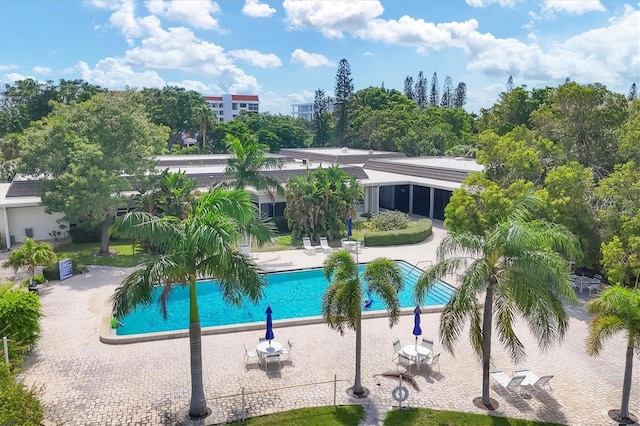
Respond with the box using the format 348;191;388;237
513;369;554;394
319;237;333;253
490;370;526;398
302;237;319;254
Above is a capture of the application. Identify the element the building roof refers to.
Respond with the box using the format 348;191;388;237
203;96;223;101
231;95;259;101
279;147;405;165
155;153;295;168
364;157;482;183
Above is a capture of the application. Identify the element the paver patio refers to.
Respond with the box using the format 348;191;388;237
17;224;639;425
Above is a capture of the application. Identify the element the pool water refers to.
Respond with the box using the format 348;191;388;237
117;261;455;335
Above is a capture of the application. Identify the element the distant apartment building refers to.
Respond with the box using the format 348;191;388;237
203;94;259;122
291;101;334;121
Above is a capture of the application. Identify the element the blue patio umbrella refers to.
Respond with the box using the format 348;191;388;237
347;216;353;238
413;305;422;349
265;305;275;345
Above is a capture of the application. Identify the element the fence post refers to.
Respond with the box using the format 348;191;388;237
3;336;8;367
241;387;246;421
333;374;337;406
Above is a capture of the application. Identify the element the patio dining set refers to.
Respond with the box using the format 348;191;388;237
570;273;602;295
391;337;441;374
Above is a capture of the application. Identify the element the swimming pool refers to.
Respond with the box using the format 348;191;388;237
116;261;455;336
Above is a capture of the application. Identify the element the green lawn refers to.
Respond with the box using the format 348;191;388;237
384;408;565;425
233;406;363;425
53;240;155;268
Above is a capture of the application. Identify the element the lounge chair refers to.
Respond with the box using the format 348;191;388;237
319;237;333;253
302;237;318;254
514;369;554;394
490;370;526;398
241;243;258;260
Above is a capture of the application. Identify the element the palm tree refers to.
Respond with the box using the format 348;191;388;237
194;104;214;153
109;188;272;419
414;193;581;408
322;250;403;397
3;237;57;286
586;286;640;423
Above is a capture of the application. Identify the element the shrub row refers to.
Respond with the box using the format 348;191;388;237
0;365;43;426
363;218;433;247
42;257;87;281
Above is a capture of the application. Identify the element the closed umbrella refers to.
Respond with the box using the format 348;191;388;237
412;305;422;350
347;216;353;238
265;305;274;346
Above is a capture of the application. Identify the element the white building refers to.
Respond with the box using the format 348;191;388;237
204;94;259;123
291;102;334;121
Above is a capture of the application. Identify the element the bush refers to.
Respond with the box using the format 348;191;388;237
0;365;43;426
271;216;291;234
21;275;46;287
42;263;60;281
0;290;41;365
68;225;101;243
364;219;432;247
370;210;410;231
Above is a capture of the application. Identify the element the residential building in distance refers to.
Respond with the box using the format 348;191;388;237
291;101;334;121
203;94;259;122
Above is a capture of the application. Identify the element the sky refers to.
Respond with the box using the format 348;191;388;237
0;0;639;115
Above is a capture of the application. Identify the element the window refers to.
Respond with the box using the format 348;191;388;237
232;103;238;110
219;118;224;122
209;102;217;108
219;104;224;109
248;104;259;111
240;103;247;108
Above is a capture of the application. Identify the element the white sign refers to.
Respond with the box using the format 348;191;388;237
59;258;73;280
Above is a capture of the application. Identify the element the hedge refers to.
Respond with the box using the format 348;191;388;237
0;364;43;426
363;218;432;247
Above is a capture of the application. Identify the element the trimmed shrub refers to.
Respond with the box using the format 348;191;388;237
0;290;41;366
0;364;43;426
68;225;101;243
21;274;46;287
370;210;410;231
42;263;60;281
364;219;433;247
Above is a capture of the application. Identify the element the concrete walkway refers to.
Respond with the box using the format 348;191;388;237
17;224;639;425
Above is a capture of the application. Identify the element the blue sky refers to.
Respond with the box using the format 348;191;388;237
1;0;638;115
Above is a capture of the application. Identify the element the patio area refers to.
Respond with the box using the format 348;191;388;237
17;223;639;425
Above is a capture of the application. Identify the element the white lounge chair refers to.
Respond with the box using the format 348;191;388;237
490;370;526;398
319;237;333;253
514;369;554;394
302;237;318;254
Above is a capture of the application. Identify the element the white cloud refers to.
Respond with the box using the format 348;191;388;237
166;79;222;95
32;66;53;74
77;58;166;89
363;51;374;56
1;72;35;85
465;0;518;7
0;64;19;72
161;0;221;29
288;89;314;104
542;0;605;15
283;0;384;38
242;0;276;18
290;49;334;68
109;0;145;42
228;49;282;68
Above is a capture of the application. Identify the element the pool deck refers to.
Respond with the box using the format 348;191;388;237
18;223;640;425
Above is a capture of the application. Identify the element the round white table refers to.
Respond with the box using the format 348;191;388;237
402;344;430;360
256;341;282;356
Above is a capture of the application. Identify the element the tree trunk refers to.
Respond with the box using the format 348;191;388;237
188;276;208;418
619;337;634;419
99;219;111;255
481;284;495;406
352;314;364;396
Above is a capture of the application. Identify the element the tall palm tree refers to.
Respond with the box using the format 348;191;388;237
414;193;581;408
322;250;403;397
586;286;640;423
194;104;214;153
3;237;57;286
109;188;271;419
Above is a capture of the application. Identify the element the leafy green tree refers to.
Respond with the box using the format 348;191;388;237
586;286;640;423
19;91;168;254
441;76;454;108
477;87;543;135
285;165;363;241
453;82;467;108
241;112;311;152
417;192;580;408
323;251;403;397
109;188;271;419
154;169;198;219
617;99;640;164
334;59;354;146
2;238;57;286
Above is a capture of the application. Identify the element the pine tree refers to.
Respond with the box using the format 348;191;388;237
404;76;414;100
429;72;439;106
506;75;514;92
441;76;454;108
313;89;331;147
628;83;637;101
415;71;427;108
565;77;571;84
334;58;354;146
453;82;467;108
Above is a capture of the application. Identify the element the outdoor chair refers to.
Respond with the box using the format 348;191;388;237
490;370;526;398
241;243;258;260
244;344;259;370
319;237;333;253
394;352;417;373
424;352;440;372
422;338;434;352
392;339;403;361
258;336;266;342
302;237;318;254
264;353;281;372
514;369;554;394
280;339;294;365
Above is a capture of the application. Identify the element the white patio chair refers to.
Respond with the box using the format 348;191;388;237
319;237;333;253
587;275;602;295
244;344;259;370
280;339;293;365
302;237;317;254
264;353;281;372
422;338;434;352
258;336;266;342
392;338;403;361
490;370;526;398
424;352;440;372
394;352;417;373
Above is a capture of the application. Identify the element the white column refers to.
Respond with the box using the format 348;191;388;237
429;187;434;219
2;206;10;249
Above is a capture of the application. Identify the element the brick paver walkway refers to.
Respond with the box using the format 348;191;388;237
17;227;639;425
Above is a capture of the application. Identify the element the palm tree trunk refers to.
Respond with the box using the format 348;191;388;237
188;276;207;418
99;219;111;255
619;337;634;419
352;315;364;396
481;284;495;406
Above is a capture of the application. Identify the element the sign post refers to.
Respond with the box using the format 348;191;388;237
58;258;73;280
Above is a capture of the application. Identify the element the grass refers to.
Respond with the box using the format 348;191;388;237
383;408;565;425
233;406;363;425
53;240;155;268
